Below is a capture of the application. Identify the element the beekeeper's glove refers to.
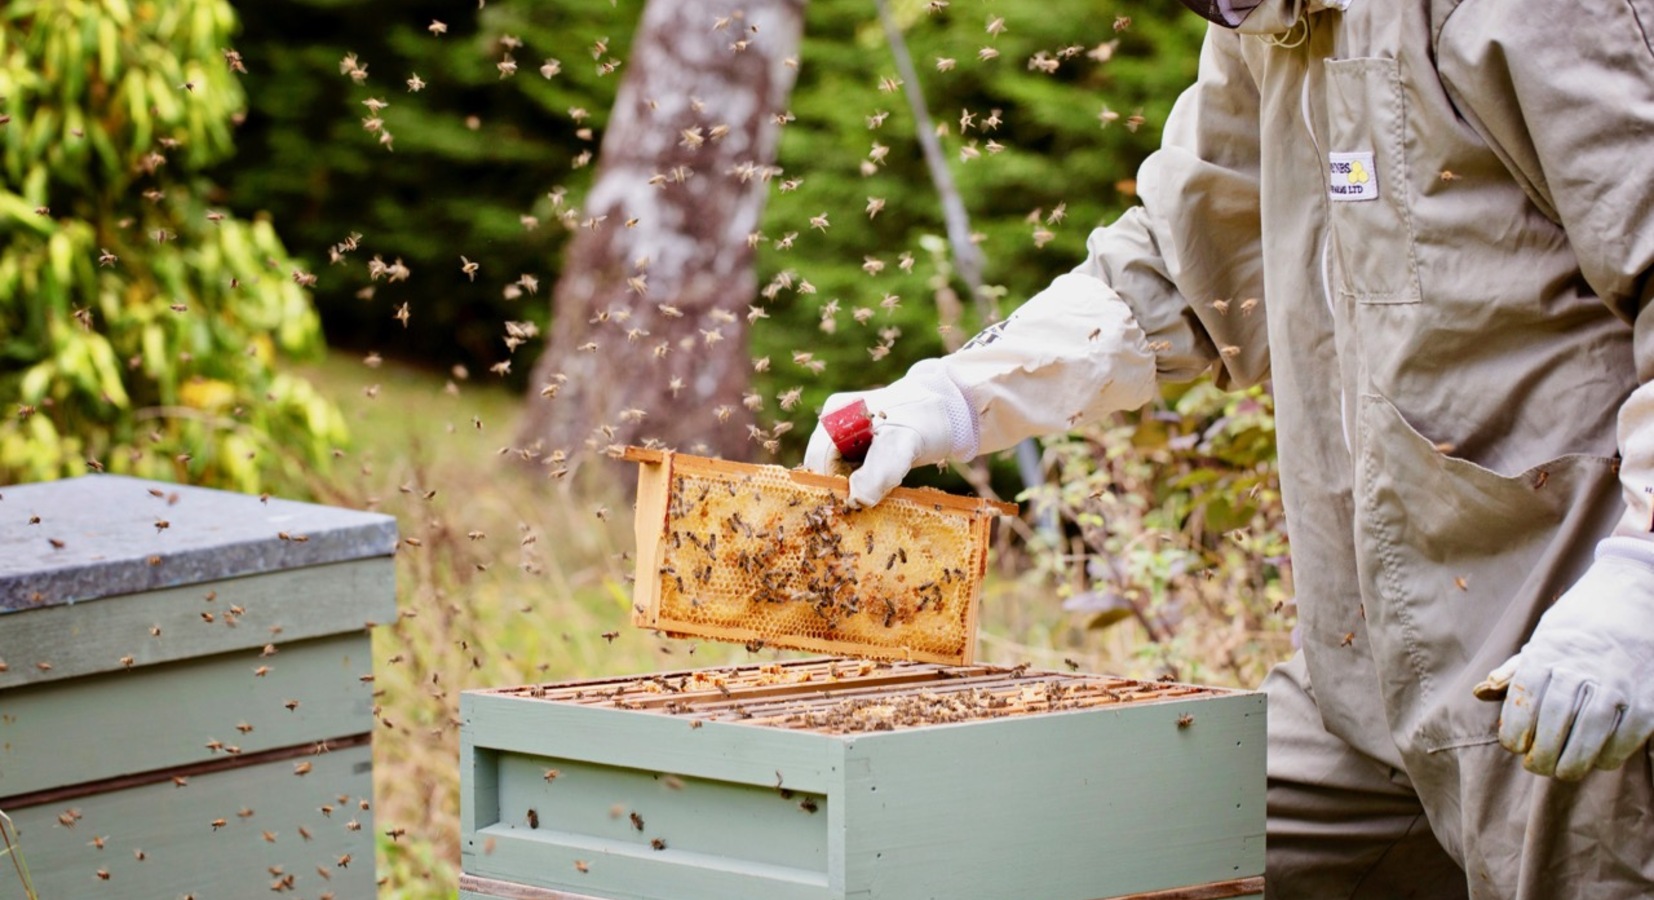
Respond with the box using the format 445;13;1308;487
805;361;979;508
804;273;1158;507
1489;536;1654;780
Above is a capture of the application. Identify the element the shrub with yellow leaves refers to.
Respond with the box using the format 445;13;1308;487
0;0;345;494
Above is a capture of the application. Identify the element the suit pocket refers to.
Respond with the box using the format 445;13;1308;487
1324;57;1422;305
1354;392;1620;752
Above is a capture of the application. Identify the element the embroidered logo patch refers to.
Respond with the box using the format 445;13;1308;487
1328;151;1378;202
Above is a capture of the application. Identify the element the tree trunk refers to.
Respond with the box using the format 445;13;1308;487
517;0;805;471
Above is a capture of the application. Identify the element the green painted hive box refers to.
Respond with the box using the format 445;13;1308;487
460;658;1265;900
0;474;397;899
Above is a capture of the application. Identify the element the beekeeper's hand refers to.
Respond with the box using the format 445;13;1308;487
804;273;1158;507
804;363;977;508
1489;536;1654;780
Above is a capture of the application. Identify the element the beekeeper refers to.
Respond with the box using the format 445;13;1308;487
805;2;1654;896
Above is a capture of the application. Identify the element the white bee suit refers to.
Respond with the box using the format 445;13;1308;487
808;1;1654;896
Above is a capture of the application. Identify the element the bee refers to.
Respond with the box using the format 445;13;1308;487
1176;713;1195;729
527;808;540;829
210;818;227;831
293;761;313;776
1341;632;1356;647
630;811;645;831
651;837;668;850
575;860;590;874
799;797;819;814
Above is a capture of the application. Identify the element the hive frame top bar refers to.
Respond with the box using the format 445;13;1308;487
473;656;1235;735
621;447;1017;516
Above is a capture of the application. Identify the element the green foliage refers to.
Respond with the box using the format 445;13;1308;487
215;0;1202;413
1014;383;1293;685
214;0;645;375
0;0;343;493
752;1;1206;451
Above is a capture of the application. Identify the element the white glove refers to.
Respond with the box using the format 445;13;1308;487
804;273;1157;507
804;361;978;508
1490;536;1654;781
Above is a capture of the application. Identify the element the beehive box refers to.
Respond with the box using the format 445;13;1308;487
0;474;397;899
625;448;1016;665
459;658;1265;900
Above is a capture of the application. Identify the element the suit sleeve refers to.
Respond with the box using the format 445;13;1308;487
938;25;1270;457
1075;24;1270;389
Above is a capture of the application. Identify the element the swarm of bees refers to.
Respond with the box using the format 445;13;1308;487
19;1;1178;893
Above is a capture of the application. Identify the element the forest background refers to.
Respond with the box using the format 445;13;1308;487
0;0;1292;893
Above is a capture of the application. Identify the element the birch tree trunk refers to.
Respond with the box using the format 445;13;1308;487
517;0;805;469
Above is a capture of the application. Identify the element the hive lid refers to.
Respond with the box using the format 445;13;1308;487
0;474;397;612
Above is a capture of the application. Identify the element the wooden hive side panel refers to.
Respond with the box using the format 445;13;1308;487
3;741;374;899
462;689;848;900
0;558;394;690
837;692;1267;900
0;632;377;798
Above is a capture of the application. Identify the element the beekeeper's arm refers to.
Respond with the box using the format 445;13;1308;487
1438;0;1654;780
805;27;1269;507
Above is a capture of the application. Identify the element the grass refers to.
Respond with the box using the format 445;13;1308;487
294;350;1289;897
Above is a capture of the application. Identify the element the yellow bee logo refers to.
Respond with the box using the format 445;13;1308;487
1347;160;1371;185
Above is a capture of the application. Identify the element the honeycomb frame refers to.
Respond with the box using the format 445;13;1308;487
625;448;1017;664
